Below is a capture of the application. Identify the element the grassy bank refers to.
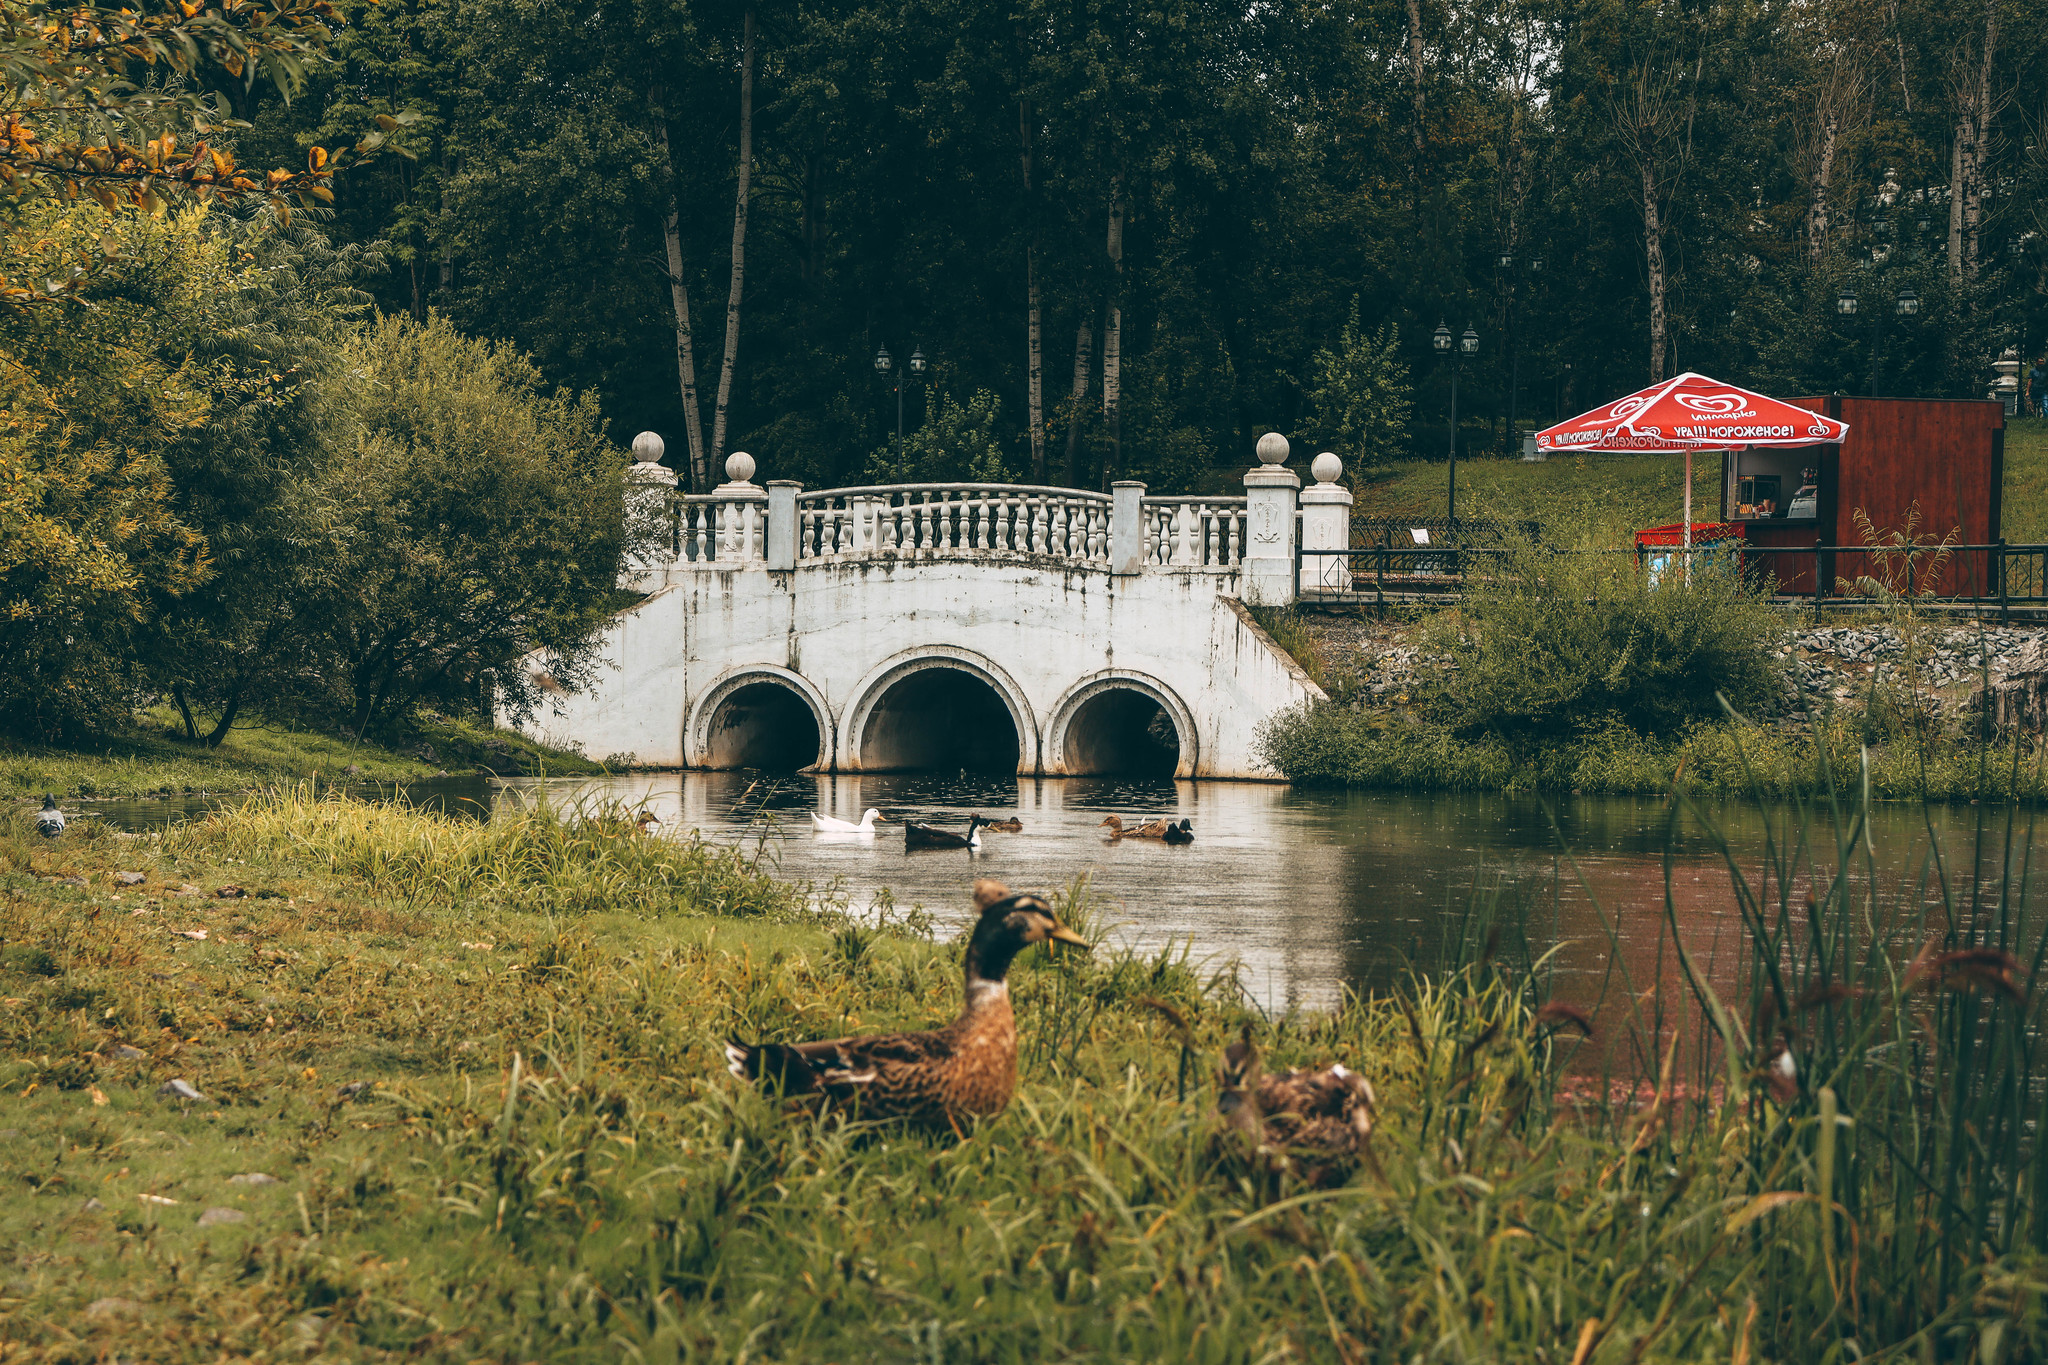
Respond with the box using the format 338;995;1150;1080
0;709;600;802
4;787;2047;1358
1259;703;2048;800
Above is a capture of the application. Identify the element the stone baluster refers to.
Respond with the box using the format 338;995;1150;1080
1172;504;1196;566
972;495;989;550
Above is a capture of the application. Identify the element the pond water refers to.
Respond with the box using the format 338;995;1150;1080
78;773;2026;1015
497;772;2019;1015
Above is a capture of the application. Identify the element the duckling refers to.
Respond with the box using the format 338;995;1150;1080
34;795;65;839
811;807;886;834
1098;814;1172;839
725;879;1088;1127
978;815;1024;833
905;815;987;851
1216;1029;1376;1187
1162;818;1194;845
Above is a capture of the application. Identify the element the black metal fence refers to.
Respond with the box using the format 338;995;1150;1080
1297;538;2048;614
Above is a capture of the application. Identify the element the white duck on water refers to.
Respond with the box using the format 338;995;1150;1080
811;807;887;834
35;795;65;838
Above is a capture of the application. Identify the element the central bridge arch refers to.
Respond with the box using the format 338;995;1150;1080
842;647;1039;773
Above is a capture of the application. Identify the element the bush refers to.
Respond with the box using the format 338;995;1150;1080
1432;518;1785;739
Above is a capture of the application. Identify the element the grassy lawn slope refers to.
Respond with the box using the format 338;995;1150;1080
1;710;599;802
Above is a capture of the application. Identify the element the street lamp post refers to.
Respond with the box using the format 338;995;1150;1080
873;344;930;480
1434;322;1480;525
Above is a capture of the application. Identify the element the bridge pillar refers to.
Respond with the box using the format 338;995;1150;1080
1299;452;1353;592
624;432;677;583
1110;480;1145;575
765;480;800;569
1242;433;1300;605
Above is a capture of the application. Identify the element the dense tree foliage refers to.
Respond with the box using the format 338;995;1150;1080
236;0;2048;493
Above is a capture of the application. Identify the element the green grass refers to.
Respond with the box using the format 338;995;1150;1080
4;785;2048;1359
2005;415;2048;542
0;708;601;802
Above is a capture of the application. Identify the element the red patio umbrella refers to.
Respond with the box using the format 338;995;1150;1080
1534;372;1850;551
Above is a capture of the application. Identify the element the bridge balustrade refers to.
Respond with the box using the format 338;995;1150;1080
632;436;1342;607
1138;497;1248;567
794;484;1113;562
676;493;769;564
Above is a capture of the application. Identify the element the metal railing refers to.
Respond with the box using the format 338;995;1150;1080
1297;538;2048;614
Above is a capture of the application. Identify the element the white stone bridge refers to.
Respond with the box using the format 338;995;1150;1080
512;436;1356;780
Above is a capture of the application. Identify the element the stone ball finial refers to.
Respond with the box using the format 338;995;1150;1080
1255;432;1290;465
725;451;757;484
632;431;665;463
1311;451;1343;485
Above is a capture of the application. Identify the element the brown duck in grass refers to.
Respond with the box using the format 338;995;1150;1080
725;879;1088;1129
1216;1030;1377;1186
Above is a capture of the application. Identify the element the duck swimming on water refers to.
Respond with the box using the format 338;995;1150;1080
905;815;987;851
977;815;1023;832
811;807;887;834
725;879;1088;1127
1099;814;1172;839
1162;818;1194;844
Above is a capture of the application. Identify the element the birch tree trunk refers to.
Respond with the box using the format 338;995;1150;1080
710;4;756;468
1019;99;1046;483
1642;156;1669;383
1405;0;1426;160
654;110;709;490
1061;321;1093;486
1806;112;1839;271
1101;174;1125;488
1949;0;1998;284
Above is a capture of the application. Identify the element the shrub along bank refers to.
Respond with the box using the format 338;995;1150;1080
3;785;2045;1358
1258;511;2048;800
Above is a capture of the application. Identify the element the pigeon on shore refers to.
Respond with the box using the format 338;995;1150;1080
34;795;65;839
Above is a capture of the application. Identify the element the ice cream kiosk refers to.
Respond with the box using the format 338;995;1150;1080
1721;396;2006;596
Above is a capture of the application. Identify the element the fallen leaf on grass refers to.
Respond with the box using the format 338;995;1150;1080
228;1172;281;1186
197;1207;246;1227
138;1193;179;1206
172;929;207;941
156;1079;208;1102
88;1085;108;1106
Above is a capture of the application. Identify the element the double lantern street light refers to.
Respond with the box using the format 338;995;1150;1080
1433;321;1481;525
874;343;929;480
1835;284;1922;396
